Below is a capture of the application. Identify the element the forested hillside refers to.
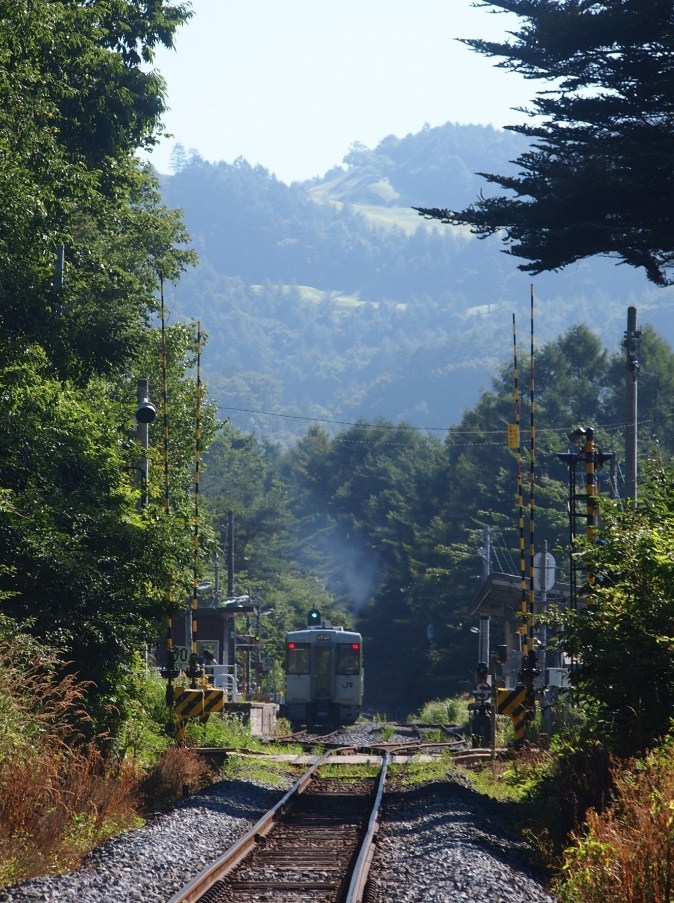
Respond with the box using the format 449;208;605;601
159;122;674;441
198;321;674;711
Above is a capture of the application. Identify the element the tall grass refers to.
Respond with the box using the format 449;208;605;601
0;637;232;888
0;633;143;887
555;741;674;902
409;696;470;727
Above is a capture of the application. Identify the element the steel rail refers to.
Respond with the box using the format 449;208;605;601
167;749;334;903
344;749;390;903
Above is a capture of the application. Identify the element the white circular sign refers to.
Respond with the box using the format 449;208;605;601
533;552;556;591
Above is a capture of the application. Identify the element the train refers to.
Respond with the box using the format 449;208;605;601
283;608;363;725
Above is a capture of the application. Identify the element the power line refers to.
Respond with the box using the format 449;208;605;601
221;404;642;440
221;406;451;432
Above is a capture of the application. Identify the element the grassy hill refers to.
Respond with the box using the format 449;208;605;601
159;122;674;442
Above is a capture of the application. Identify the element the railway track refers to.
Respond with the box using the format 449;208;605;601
273;722;470;754
169;748;390;903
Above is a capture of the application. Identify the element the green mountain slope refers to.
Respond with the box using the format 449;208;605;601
159;123;674;442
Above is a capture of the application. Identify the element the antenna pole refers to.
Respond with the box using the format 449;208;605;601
187;323;204;687
512;313;527;673
624;306;640;506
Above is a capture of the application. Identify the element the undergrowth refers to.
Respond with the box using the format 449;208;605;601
390;752;457;787
0;628;271;889
409;696;470;728
520;736;614;873
457;749;548;803
319;762;382;778
184;710;260;749
140;746;217;807
553;739;674;902
220;754;296;787
0;630;143;888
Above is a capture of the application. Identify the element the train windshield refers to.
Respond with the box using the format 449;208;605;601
286;643;310;674
315;645;333;696
336;643;360;676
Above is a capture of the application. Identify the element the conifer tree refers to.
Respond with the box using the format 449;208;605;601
416;1;674;285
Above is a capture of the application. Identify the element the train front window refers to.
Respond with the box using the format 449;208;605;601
287;643;310;674
315;646;333;696
337;643;360;675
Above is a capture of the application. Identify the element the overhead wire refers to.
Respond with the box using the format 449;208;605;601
219;405;640;440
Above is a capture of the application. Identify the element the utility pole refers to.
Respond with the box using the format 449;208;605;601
226;510;236;687
227;509;235;597
623;306;641;506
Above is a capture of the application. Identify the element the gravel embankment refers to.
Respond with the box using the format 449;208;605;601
369;779;558;903
0;779;288;903
1;725;560;903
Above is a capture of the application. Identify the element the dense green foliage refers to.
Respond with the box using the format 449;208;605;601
0;0;203;726
417;1;674;286
0;0;194;378
560;462;674;756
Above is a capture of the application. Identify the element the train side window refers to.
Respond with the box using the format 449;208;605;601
287;643;310;674
337;644;360;675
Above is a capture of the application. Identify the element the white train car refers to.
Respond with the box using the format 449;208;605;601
284;611;363;725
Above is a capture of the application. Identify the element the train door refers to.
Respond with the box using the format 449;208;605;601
284;640;311;723
335;641;362;721
313;643;333;719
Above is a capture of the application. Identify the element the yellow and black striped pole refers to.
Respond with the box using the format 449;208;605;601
527;285;537;661
178;327;226;729
510;313;527;660
509;286;540;738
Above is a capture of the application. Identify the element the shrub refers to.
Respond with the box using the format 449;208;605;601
184;711;256;750
521;734;614;871
410;697;469;726
113;657;172;769
555;741;674;902
0;626;143;888
139;746;217;806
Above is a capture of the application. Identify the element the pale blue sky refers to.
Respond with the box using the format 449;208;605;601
145;1;532;183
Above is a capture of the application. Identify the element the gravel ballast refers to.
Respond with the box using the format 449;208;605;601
369;779;558;903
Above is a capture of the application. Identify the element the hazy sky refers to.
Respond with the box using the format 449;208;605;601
146;1;532;184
